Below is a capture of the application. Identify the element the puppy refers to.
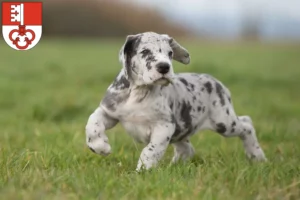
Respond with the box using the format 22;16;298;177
85;32;267;171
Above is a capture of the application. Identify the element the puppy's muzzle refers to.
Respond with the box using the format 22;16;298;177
156;62;170;74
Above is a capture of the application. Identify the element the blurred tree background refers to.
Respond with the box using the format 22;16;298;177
1;0;299;41
42;0;190;38
1;0;189;38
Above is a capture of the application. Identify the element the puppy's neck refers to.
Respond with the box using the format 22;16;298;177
112;69;161;91
110;69;162;102
110;70;131;91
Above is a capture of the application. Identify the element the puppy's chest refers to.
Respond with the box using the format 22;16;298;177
117;103;159;123
108;95;170;143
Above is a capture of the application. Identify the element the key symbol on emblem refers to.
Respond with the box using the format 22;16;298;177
2;2;43;50
7;3;36;50
10;4;23;24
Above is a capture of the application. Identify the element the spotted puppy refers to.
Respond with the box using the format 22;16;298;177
85;32;267;171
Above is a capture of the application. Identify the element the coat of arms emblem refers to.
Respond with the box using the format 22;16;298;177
2;2;42;50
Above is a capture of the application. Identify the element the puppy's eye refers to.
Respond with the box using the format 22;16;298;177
168;51;173;58
140;49;150;55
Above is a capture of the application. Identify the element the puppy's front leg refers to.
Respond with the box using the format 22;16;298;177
136;123;175;171
85;106;118;156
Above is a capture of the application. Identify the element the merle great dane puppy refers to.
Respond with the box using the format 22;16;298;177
85;32;267;171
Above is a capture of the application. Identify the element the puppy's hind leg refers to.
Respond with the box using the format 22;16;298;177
208;82;267;161
171;138;195;164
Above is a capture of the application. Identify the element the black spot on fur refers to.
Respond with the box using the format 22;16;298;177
170;101;195;142
190;84;195;91
193;96;196;102
228;97;232;103
204;82;212;94
232;121;236;127
248;130;252;135
226;108;229;115
180;101;192;130
197;106;201;112
159;48;162;53
173;128;181;139
216;123;226;134
202;106;206;113
173;122;182;137
102;90;130;111
170;101;174;109
88;137;91;142
177;102;181;108
178;79;195;93
145;51;157;70
201;87;205;92
123;36;141;79
166;137;170;141
177;127;193;141
184;126;194;136
179;78;188;86
112;74;130;90
215;82;225;106
231;128;235;133
146;55;156;63
213;101;217;106
146;62;152;70
148;148;153;151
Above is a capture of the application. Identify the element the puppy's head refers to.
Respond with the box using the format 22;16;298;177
119;32;190;86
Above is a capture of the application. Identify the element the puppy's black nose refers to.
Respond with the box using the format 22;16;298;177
156;62;170;74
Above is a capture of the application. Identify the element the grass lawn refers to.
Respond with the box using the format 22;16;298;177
0;39;300;200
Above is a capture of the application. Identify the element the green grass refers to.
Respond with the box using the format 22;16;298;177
0;39;300;200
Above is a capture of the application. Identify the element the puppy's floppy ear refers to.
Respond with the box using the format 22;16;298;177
119;35;137;65
119;34;141;79
161;34;190;65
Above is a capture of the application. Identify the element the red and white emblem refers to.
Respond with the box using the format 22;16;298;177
2;2;42;50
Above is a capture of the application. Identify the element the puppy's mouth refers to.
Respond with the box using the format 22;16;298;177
154;76;173;86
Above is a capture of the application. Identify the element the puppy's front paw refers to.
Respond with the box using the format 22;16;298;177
247;151;267;162
88;137;111;156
